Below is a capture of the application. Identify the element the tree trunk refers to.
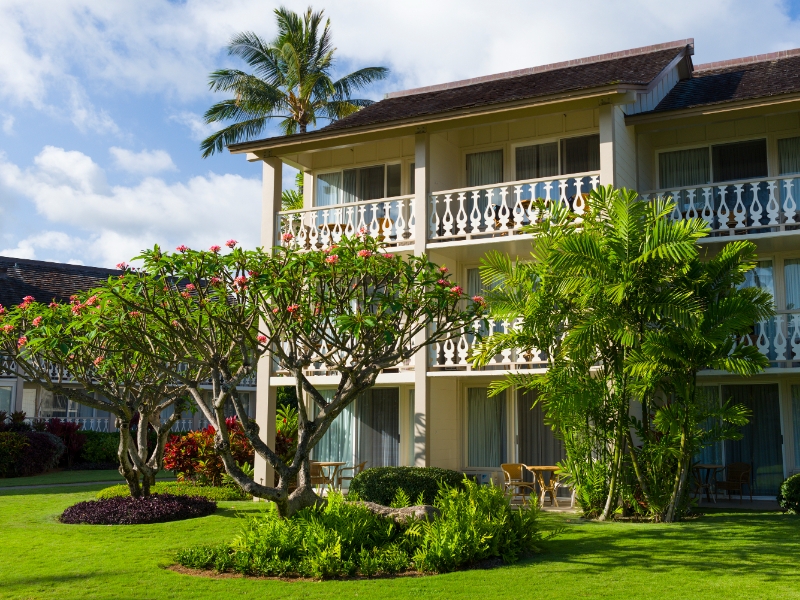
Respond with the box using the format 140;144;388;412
626;429;652;510
665;426;689;523
116;420;142;498
599;419;624;521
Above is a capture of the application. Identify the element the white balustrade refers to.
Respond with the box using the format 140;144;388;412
277;195;415;251
729;311;800;368
430;317;547;371
429;173;600;243
645;176;800;237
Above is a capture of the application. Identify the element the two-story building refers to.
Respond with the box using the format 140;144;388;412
230;39;800;499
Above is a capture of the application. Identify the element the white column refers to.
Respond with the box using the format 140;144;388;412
302;171;314;210
413;130;430;466
254;157;282;490
598;104;615;188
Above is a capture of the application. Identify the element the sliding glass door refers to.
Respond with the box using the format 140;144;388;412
517;390;565;467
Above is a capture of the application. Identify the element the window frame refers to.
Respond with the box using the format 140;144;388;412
509;131;602;183
312;161;404;207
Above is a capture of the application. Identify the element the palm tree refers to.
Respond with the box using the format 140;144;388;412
201;7;389;157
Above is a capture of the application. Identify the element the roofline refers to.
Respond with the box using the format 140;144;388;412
695;47;800;72
230;85;641;155
385;39;695;99
0;255;120;276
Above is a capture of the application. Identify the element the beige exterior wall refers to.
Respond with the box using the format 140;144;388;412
427;376;461;470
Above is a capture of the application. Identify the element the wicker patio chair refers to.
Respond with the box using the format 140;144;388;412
336;460;368;490
501;463;537;505
715;462;753;502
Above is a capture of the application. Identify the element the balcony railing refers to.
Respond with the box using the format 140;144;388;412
644;176;800;237
735;311;800;368
273;339;415;377
277;194;416;250
428;173;600;244
430;318;548;372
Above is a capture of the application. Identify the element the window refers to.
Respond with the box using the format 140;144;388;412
467;387;506;468
224;392;251;419
409;162;415;194
0;386;12;413
712;139;768;183
466;150;503;187
786;258;800;310
779;136;800;175
561;134;600;175
315;164;401;206
740;259;774;298
515;142;558;180
659;148;710;189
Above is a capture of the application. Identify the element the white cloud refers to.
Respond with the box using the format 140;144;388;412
169;111;219;141
1;114;14;135
67;84;120;135
0;146;261;267
0;231;83;262
110;147;176;175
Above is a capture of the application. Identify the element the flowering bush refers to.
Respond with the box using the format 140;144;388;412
60;493;217;525
163;417;253;486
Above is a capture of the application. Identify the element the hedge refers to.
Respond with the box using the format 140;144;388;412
80;431;118;465
778;473;800;514
348;466;466;506
0;431;64;477
97;481;251;502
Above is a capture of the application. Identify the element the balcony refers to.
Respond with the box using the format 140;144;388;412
643;175;800;238
429;173;600;245
738;311;800;369
277;194;416;251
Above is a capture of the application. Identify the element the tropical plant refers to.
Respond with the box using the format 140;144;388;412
282;171;305;211
777;473;800;514
201;7;388;156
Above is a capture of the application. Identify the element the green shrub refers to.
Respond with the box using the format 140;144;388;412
17;432;64;476
0;432;29;477
348;466;465;506
176;479;543;578
97;481;251;501
80;432;118;464
777;473;800;514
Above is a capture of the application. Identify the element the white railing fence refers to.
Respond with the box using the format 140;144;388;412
277;195;416;251
733;311;800;368
429;173;600;243
644;176;800;236
430;317;547;371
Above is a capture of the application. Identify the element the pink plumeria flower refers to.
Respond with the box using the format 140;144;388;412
282;232;294;242
257;335;267;343
357;249;372;259
71;304;84;315
86;295;98;306
129;311;141;318
439;266;448;274
0;305;5;316
234;275;247;287
49;302;59;309
449;286;463;295
181;291;191;299
116;262;128;270
225;239;237;248
17;336;28;348
437;279;450;286
472;295;486;306
176;245;188;252
2;324;14;333
209;245;221;253
32;316;43;327
286;304;300;313
171;320;179;327
185;283;195;291
272;307;280;314
23;296;35;303
210;277;222;286
93;356;104;366
325;254;339;264
382;253;393;259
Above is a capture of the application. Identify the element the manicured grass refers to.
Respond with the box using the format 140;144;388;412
0;469;175;487
1;485;798;599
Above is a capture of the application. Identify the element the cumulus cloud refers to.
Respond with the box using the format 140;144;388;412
169;111;219;141
0;231;84;262
110;147;177;175
0;146;261;267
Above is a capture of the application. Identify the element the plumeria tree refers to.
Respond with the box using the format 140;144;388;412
0;291;195;497
110;234;482;516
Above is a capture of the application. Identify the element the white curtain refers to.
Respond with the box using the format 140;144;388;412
313;390;356;464
467;150;503;219
467;387;507;468
357;388;399;468
779;136;800;175
659;147;710;189
515;142;558;181
785;258;800;310
517;390;564;467
316;172;342;207
561;134;600;175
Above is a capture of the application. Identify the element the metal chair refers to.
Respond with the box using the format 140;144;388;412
501;463;538;505
337;460;368;490
715;462;753;502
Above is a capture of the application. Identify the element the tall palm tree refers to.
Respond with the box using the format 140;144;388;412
201;6;389;157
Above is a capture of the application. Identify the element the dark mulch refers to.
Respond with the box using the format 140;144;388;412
60;493;216;525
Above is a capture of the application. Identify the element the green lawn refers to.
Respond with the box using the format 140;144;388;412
0;485;798;600
0;469;175;488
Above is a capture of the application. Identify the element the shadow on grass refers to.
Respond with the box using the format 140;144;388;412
529;512;800;584
0;484;110;497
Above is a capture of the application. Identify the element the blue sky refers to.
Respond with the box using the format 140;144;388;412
2;0;800;267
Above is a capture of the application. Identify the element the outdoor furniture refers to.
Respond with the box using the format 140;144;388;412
501;463;538;505
310;461;345;495
525;465;562;507
693;463;723;503
336;460;368;490
715;462;753;502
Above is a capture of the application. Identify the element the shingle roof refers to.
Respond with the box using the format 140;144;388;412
0;257;120;308
649;50;800;114
228;41;691;151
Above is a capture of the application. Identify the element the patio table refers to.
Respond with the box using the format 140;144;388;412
525;465;561;507
694;463;723;502
314;461;346;491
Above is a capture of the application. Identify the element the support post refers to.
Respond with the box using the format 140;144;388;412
598;104;615;188
254;157;282;491
413;130;430;466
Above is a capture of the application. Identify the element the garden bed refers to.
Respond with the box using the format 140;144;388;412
61;493;216;525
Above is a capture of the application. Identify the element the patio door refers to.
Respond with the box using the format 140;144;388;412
517;390;565;489
357;388;399;468
722;384;784;496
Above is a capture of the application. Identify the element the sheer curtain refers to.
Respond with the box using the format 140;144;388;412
357;388;399;468
515;142;559;180
723;384;783;495
712;139;768;183
466;150;503;218
517;390;564;467
741;260;776;359
467;387;507;468
658;148;710;189
313;390;356;464
785;258;800;310
779;136;800;175
561;135;600;175
316;172;341;207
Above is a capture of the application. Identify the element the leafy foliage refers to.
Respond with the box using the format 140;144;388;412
348;467;465;506
80;431;119;465
176;480;542;578
777;473;800;514
0;431;64;478
60;494;217;525
201;7;388;155
97;481;251;502
0;432;28;477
